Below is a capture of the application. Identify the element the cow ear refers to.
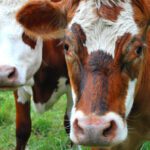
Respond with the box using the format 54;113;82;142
16;0;67;39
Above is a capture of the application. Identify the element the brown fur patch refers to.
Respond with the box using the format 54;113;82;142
22;32;36;49
114;33;132;65
65;23;88;100
71;23;88;64
98;3;123;22
66;0;81;22
114;32;146;80
74;51;128;117
16;0;67;38
71;23;86;45
132;0;150;29
14;92;31;149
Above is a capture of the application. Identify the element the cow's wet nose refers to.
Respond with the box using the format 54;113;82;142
72;115;118;146
0;65;17;84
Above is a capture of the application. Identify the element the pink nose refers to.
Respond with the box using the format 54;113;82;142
0;66;17;85
73;115;117;146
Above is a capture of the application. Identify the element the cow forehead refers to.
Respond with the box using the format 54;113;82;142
68;0;139;57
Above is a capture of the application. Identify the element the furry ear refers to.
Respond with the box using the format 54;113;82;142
16;0;67;39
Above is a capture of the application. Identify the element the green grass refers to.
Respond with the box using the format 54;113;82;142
0;91;149;150
0;91;89;150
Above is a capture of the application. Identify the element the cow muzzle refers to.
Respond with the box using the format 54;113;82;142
0;65;18;89
70;111;127;147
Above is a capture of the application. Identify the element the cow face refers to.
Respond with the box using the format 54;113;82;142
64;23;146;146
0;1;43;89
65;0;139;146
16;0;149;147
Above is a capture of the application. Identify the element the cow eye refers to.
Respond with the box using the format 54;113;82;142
64;43;69;51
136;46;143;55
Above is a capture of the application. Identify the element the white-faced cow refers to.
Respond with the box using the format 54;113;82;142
0;0;73;150
16;0;150;149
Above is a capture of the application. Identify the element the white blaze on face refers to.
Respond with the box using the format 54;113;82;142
125;79;137;117
0;1;43;86
69;0;138;57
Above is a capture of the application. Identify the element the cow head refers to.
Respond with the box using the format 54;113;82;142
16;0;149;147
64;24;147;146
0;0;43;89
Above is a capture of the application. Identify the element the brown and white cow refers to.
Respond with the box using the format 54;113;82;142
16;0;150;149
0;0;73;150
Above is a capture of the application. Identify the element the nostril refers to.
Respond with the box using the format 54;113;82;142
8;67;16;79
102;120;117;137
74;119;84;135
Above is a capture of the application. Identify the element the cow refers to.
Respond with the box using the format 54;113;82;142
16;0;150;149
0;0;73;150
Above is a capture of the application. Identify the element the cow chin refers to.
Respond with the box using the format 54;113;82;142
70;111;128;147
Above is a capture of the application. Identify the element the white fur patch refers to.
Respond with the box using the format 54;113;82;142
71;88;77;104
33;77;71;113
125;79;137;117
69;0;138;57
17;86;33;104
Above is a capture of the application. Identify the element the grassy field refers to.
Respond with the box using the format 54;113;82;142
0;91;149;150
